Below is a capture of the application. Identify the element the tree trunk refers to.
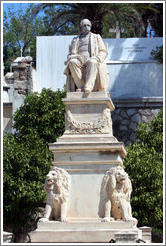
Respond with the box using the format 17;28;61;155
13;232;31;243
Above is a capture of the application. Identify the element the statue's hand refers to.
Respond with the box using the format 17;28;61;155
70;55;78;59
91;56;100;62
68;55;83;63
76;55;84;63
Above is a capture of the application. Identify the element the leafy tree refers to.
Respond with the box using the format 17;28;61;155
40;4;78;36
3;132;52;242
141;3;163;37
34;3;160;37
3;88;66;242
13;88;66;143
150;45;163;64
124;108;163;234
3;3;47;73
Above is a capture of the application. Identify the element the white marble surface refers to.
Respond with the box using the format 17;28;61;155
36;36;73;93
63;92;114;135
108;62;163;99
48;93;126;219
30;221;142;243
36;36;163;99
105;37;162;61
31;92;142;243
49;142;126;219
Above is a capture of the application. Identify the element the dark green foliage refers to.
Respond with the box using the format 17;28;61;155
124;109;163;233
34;3;163;37
150;46;163;64
3;132;53;234
3;88;66;240
13;88;66;143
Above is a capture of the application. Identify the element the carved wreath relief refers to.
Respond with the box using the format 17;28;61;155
39;167;70;222
102;166;137;226
66;108;112;134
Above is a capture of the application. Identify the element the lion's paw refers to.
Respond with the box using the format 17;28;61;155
124;217;132;222
132;218;138;227
60;217;68;222
110;217;115;221
39;217;49;222
102;217;111;222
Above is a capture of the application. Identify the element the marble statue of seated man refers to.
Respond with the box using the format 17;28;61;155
64;19;109;93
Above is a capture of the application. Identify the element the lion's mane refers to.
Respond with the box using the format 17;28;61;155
44;166;70;205
40;166;70;222
102;165;137;226
102;166;132;201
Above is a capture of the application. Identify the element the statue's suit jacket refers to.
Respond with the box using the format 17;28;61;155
64;32;109;92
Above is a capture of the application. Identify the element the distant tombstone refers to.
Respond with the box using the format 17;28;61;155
3;231;13;243
109;20;126;38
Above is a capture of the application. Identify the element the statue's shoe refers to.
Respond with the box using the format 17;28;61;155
84;87;91;93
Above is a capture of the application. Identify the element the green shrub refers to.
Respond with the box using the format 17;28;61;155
3;88;66;241
124;108;163;233
13;88;66;143
3;132;52;234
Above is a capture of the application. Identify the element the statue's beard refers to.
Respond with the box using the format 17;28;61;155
83;30;90;35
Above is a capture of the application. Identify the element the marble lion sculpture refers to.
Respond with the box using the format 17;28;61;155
39;167;70;222
102;166;137;226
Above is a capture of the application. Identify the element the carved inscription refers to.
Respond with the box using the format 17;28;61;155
124;44;147;53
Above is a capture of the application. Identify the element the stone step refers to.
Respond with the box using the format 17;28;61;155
37;220;133;230
30;226;142;243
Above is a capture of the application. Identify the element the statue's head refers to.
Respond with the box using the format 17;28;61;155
80;19;92;35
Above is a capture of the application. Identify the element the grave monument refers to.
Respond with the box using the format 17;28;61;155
31;19;144;243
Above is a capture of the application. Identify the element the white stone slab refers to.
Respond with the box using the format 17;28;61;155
30;222;141;243
49;142;126;158
36;36;74;93
37;220;133;229
139;226;152;243
108;62;163;99
105;37;162;61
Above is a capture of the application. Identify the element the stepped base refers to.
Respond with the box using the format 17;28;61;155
57;133;117;143
30;220;142;243
30;92;143;243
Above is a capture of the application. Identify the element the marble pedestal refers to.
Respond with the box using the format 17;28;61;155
31;92;142;243
31;220;142;243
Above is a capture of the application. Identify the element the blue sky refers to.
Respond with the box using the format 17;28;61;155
3;2;43;22
3;2;34;12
